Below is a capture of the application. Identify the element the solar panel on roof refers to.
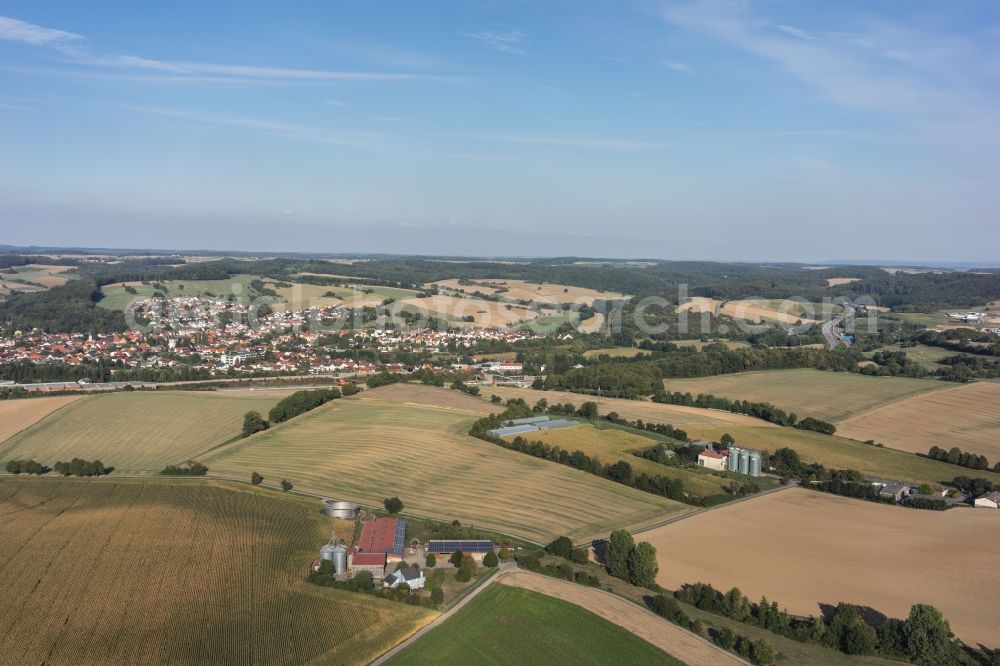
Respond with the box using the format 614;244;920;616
427;540;494;553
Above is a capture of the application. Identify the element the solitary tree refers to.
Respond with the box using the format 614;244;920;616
449;550;465;567
483;551;499;567
241;411;269;438
605;529;635;580
425;553;436;568
251;471;263;486
627;541;658;588
383;496;404;514
281;479;293;492
903;604;960;665
497;547;512;561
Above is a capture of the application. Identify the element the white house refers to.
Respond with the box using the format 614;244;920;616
697;449;727;471
383;565;425;590
974;491;1000;509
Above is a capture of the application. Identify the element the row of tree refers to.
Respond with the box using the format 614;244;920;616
928;445;997;472
653;390;836;434
268;386;352;424
674;581;962;663
160;462;208;476
5;458;110;476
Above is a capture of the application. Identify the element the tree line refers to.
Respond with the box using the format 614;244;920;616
268;386;354;424
673;581;962;663
653;390;837;434
5;457;110;476
927;445;997;472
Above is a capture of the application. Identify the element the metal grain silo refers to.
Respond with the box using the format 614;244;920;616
749;451;761;477
727;446;741;472
320;544;336;563
323;500;359;519
738;449;750;475
332;544;348;574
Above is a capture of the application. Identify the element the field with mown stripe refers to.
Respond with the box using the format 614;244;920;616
664;369;946;422
0;478;433;665
0;390;286;474
202;392;689;543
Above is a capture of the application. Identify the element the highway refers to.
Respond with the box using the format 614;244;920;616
822;304;855;350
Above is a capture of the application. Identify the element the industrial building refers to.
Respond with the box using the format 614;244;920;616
357;517;407;558
974;491;1000;509
427;539;496;562
725;446;762;477
322;499;359;519
486;415;578;438
697;449;727;471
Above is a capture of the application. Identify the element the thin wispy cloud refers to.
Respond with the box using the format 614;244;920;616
460;28;528;55
472;133;668;150
0;14;452;83
325;100;347;107
775;24;812;41
661;60;693;72
0;16;81;46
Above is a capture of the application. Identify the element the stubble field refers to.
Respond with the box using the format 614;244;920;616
202;388;688;543
0;390;286;474
0;478;434;665
664;369;946;422
0;396;81;445
644;488;1000;646
836;382;1000;462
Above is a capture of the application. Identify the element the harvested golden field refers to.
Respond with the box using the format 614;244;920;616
357;383;496;415
4;263;75;288
576;312;605;333
430;278;624;305
673;339;752;350
719;299;824;325
484;385;777;427
498;572;744;666
837;382;1000;461
675;297;721;315
582;347;646;359
268;281;345;311
0;390;286;474
680;423;1000;486
203;394;687;543
664;369;946;422
505;423;731;497
645;488;1000;646
400;294;539;327
826;277;860;286
0;396;80;444
0;478;433;665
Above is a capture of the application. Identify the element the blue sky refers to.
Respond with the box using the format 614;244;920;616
1;1;998;262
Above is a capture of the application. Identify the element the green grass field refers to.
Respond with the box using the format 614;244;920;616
388;584;680;666
865;343;954;371
202;395;688;543
0;390;285;474
508;422;732;497
664;369;946;422
98;274;262;310
0;478;433;665
683;424;1000;487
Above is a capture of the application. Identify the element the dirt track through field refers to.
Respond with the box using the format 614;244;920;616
643;488;1000;646
499;572;746;666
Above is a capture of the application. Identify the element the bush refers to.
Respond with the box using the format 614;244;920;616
251;471;263;486
498;547;512;561
430;587;444;605
545;536;573;559
425;553;436;568
241;411;269;437
449;551;465;567
483;551;498;567
281;479;293;492
383;496;404;514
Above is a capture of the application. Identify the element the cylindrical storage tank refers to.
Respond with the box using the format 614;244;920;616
727;447;741;472
332;545;348;574
323;500;359;519
320;544;336;562
749;451;761;477
738;450;750;475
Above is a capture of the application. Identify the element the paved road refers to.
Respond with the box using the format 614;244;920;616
822;304;855;349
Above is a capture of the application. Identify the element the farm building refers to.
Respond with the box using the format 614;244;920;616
348;552;386;579
869;479;915;502
697;449;727;471
427;540;495;562
974;491;1000;509
357;517;407;558
486;416;577;438
384;565;426;590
